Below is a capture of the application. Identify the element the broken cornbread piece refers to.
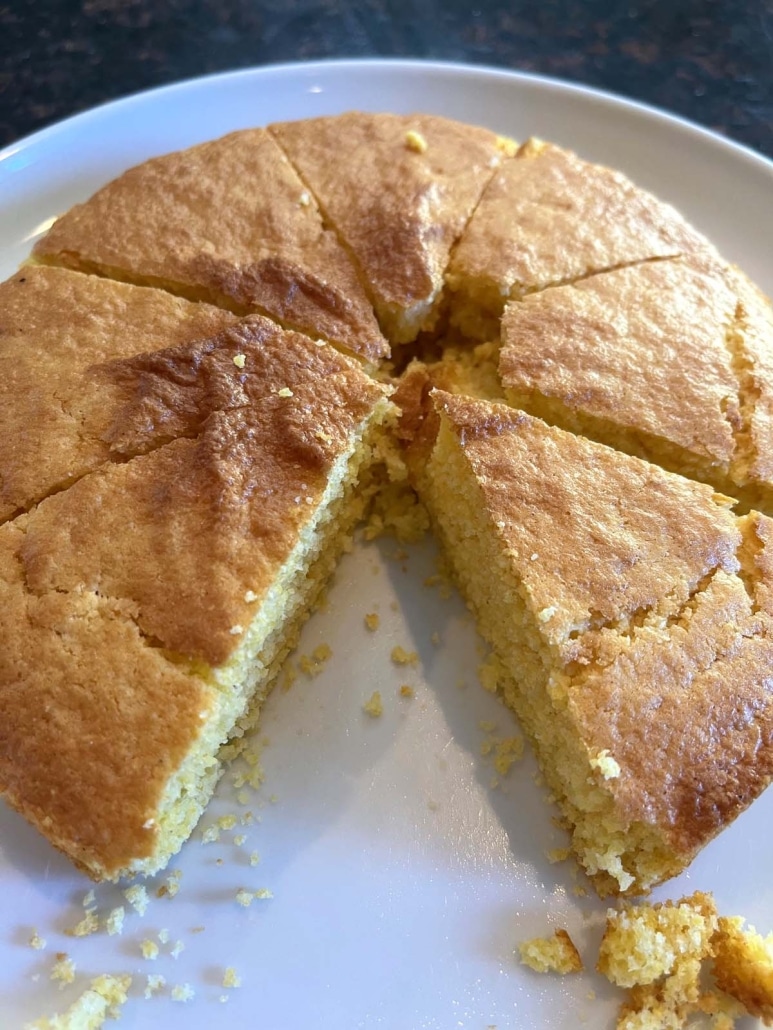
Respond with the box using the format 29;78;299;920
519;929;583;974
0;312;393;881
499;257;773;515
445;137;713;339
411;390;773;895
29;973;132;1029
50;955;76;988
33;130;387;363
269;112;508;343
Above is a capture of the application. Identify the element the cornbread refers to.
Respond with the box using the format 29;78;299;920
29;973;132;1029
445;138;713;340
32;129;387;363
499;257;773;513
0;312;392;879
411;390;773;895
519;929;583;974
269;112;511;342
6;112;773;909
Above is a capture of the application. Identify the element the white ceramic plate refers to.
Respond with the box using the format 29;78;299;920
1;60;771;1030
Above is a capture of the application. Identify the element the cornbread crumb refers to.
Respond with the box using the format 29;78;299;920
547;847;572;864
244;589;258;602
299;643;333;677
50;955;76;987
82;890;96;909
232;353;246;369
364;612;380;631
123;884;149;915
363;691;383;717
234;833;246;846
399;685;414;699
477;652;504;694
405;129;428;153
29;931;47;950
519;929;583;974
158;928;170;944
249;850;261;866
391;645;418;666
144;974;166;999
218;814;238;831
30;974;132;1028
223;967;241;989
281;662;298;692
69;909;99;937
589;749;622;780
171;940;185;959
277;386;293;398
201;824;220;844
171;983;195;1003
141;939;159;960
105;906;125;936
255;888;273;900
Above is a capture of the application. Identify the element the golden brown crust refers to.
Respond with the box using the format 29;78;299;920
16;321;388;666
0;265;239;522
446;139;716;322
499;259;740;469
0;519;217;876
33;129;387;362
269;112;506;341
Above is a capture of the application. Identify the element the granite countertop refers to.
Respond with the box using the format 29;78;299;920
2;0;773;157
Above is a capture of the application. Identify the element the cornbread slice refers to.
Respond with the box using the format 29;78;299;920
411;390;773;896
269;112;512;343
0;265;239;522
445;138;712;339
0;319;393;879
32;129;387;364
499;258;773;514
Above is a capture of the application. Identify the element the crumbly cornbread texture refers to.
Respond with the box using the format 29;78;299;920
519;929;583;974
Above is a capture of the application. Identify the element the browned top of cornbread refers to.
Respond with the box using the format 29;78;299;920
15;318;389;667
446;139;711;301
0;517;219;876
269;112;508;341
0;265;239;522
498;258;741;469
33;129;387;363
432;390;773;859
431;390;741;646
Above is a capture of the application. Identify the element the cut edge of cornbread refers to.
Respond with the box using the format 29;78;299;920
91;394;394;881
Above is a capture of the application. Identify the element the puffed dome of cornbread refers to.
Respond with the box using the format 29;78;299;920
2;111;773;896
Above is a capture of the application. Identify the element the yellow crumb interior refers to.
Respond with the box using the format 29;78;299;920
417;412;681;895
115;398;393;880
519;929;583;975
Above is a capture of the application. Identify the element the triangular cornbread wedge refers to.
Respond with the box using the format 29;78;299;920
445;139;712;340
32;129;387;364
269;112;512;343
411;389;773;896
499;257;773;514
0;265;240;523
0;316;393;879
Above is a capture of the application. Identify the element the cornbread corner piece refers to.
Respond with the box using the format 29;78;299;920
712;915;773;1024
32;129;387;364
269;112;510;344
445;137;715;340
28;973;132;1030
0;318;394;880
519;928;583;975
413;389;773;896
0;265;239;524
499;256;773;515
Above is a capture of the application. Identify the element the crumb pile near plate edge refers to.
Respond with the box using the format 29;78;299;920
520;890;773;1029
4;109;773;1025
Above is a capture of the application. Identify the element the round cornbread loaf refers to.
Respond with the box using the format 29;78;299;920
2;112;773;897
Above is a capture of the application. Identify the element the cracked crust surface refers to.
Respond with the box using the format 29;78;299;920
33;129;387;363
445;138;716;337
0;265;240;523
421;391;773;888
269;112;508;343
499;257;773;513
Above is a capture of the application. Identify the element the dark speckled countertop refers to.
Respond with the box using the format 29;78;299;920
2;0;773;157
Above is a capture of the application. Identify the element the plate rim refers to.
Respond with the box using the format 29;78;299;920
2;56;772;178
